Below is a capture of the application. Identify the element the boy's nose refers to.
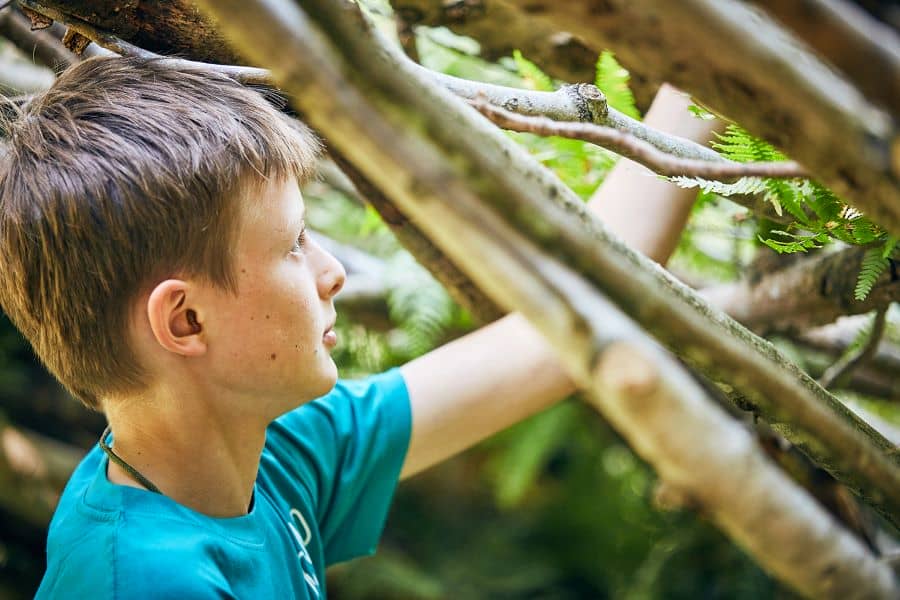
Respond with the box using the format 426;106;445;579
316;247;346;300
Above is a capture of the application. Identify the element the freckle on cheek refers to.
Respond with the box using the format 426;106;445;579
265;315;270;320
270;353;277;360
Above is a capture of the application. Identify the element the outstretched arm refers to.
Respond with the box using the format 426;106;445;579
400;85;722;478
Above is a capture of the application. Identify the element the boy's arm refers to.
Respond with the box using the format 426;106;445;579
399;84;721;478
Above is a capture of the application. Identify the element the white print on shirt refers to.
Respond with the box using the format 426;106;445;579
288;508;320;597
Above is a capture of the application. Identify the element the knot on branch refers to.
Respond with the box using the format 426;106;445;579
564;83;608;123
593;341;660;402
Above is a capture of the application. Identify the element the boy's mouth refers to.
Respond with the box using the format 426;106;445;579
323;321;337;348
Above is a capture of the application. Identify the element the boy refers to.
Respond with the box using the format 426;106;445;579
0;56;716;598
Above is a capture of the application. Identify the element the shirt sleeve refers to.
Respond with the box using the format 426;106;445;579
264;368;412;565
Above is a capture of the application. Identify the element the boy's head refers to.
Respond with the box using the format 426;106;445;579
0;56;326;410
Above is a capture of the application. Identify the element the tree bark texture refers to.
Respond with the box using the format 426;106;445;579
747;0;900;115
26;0;240;63
193;1;899;596
393;0;659;108
701;247;900;334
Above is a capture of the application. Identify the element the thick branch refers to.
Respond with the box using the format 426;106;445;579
21;0;241;63
701;247;900;335
747;0;900;114
471;99;808;179
0;5;76;70
819;306;889;389
195;1;899;595
0;415;81;527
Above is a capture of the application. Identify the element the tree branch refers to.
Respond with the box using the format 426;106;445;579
18;0;272;84
0;58;53;94
819;306;890;390
393;0;659;109
193;1;900;595
0;5;76;70
747;0;900;114
470;98;808;180
0;414;82;527
499;0;899;238
701;247;900;335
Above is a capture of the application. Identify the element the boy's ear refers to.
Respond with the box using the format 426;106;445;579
146;280;206;357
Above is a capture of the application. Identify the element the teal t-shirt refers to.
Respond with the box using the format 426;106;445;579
35;369;411;599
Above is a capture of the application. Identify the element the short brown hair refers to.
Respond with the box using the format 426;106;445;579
0;56;320;409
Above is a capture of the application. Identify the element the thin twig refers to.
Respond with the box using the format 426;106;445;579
819;305;890;389
470;98;808;180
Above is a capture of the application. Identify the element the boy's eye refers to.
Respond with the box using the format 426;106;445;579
292;227;307;253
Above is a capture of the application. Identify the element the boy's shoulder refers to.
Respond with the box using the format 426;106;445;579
36;443;321;599
37;370;412;598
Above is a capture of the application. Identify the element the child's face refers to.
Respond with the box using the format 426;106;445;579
198;175;346;418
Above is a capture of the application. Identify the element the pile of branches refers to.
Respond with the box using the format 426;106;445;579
1;1;898;597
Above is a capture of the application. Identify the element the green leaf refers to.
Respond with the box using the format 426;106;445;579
487;403;578;509
512;49;554;91
855;246;890;301
594;50;640;119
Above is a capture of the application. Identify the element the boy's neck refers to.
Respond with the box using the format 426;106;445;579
104;387;268;518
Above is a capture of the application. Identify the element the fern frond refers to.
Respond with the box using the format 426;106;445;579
594;50;640;119
670;176;768;197
712;124;787;162
855;247;889;301
386;256;456;356
512;50;554;91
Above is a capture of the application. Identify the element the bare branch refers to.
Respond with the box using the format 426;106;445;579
0;5;76;69
470;98;808;180
819;307;890;390
748;0;900;114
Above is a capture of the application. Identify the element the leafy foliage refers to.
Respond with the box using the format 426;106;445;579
675;125;892;299
594;50;641;119
854;238;896;301
512;50;554;92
